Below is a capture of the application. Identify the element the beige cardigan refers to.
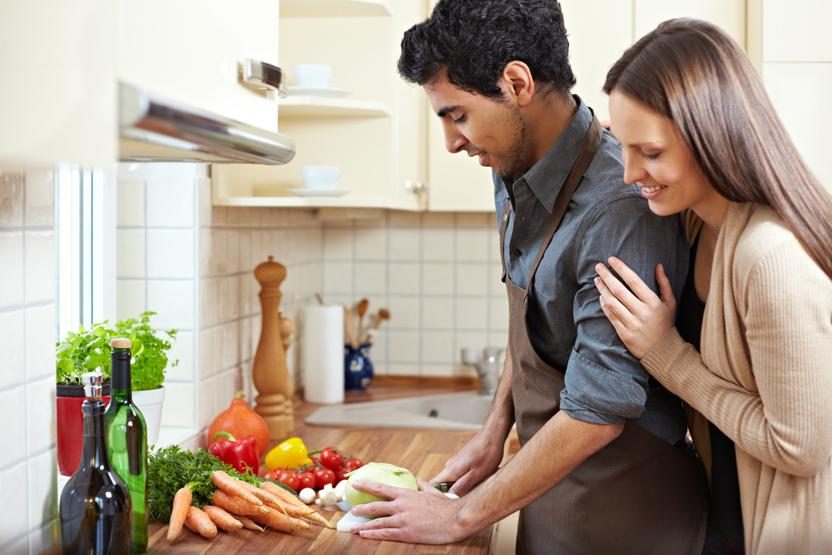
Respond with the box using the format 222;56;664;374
641;203;832;553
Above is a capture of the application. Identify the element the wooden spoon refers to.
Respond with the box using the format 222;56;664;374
356;298;369;343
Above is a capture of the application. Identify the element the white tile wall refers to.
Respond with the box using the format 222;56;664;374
321;211;509;377
0;169;58;554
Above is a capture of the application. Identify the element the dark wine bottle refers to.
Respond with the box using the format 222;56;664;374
105;338;148;553
59;371;131;555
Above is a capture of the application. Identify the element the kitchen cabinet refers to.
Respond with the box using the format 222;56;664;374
118;0;280;133
212;0;747;213
0;0;117;166
212;0;427;211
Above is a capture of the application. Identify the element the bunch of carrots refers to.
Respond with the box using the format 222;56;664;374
167;470;330;541
148;445;331;543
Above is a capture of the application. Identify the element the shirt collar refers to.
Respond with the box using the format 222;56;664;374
520;96;594;213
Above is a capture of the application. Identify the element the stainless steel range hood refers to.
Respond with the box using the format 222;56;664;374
118;82;295;165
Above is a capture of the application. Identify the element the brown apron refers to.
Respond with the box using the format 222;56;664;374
501;116;707;554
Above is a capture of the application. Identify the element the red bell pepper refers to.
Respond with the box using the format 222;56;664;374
208;431;259;474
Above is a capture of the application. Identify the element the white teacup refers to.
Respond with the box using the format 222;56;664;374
301;165;341;190
293;64;332;89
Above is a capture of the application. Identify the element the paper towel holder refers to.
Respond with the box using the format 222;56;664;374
252;256;294;440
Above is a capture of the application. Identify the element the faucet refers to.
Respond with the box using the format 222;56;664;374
462;347;504;396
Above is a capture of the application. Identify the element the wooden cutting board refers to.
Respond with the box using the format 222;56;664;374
147;379;494;554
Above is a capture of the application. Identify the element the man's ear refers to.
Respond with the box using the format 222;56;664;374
501;61;534;106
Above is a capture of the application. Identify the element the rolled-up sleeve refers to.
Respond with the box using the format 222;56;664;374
559;195;689;425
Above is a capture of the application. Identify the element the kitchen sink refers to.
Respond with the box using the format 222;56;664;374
305;391;495;430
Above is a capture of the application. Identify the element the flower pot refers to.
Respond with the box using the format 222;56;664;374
56;383;110;477
133;387;165;446
344;343;374;391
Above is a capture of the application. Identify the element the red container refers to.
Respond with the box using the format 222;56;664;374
56;384;110;477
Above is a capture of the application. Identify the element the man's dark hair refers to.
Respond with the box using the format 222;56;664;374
398;0;576;99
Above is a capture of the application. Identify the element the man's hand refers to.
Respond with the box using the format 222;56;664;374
429;429;505;495
350;479;475;544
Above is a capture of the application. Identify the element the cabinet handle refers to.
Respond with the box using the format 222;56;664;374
405;180;427;193
239;59;286;98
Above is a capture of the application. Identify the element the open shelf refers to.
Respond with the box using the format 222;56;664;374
280;0;390;18
213;192;393;208
279;97;391;119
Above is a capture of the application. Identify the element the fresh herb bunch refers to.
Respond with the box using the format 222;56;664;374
148;445;261;522
56;311;178;391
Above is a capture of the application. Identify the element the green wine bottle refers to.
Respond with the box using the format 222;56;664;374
104;338;148;553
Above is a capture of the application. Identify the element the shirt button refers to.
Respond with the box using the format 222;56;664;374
512;248;522;257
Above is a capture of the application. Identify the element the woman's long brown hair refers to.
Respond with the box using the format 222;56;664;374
604;18;832;279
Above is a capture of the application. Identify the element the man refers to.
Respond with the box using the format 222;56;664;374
351;1;707;552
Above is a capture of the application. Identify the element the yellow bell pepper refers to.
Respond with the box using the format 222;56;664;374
265;436;313;470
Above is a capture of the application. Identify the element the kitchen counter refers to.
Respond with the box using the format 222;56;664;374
146;376;494;554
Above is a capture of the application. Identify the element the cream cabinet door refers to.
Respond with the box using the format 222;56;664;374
118;0;279;132
0;0;117;166
634;0;746;47
426;108;496;212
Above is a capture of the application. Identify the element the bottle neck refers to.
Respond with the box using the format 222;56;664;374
110;348;132;401
81;399;109;468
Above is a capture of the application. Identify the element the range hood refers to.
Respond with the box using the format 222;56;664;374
118;82;295;165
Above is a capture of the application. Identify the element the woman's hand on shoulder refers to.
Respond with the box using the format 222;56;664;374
593;257;677;359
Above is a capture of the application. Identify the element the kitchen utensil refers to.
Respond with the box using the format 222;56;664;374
356;298;369;340
343;305;357;348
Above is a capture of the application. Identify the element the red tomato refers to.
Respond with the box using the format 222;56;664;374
296;470;316;491
274;468;300;491
336;466;350;482
343;457;364;472
319;447;343;471
314;466;337;489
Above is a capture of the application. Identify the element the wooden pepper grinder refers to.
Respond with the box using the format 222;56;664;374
252;256;294;439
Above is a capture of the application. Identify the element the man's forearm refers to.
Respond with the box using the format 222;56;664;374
456;412;623;531
482;348;515;439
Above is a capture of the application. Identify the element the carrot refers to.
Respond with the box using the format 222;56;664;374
212;490;270;517
211;471;263;506
203;505;243;533
240;481;289;515
260;482;332;527
250;507;311;534
184;506;218;539
166;485;193;542
237;515;265;532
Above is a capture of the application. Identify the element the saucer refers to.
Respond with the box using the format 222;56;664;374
289;188;350;198
286;86;350;98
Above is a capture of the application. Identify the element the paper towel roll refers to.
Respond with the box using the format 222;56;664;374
301;305;345;404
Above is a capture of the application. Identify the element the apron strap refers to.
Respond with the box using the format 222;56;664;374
499;201;511;282
526;116;603;295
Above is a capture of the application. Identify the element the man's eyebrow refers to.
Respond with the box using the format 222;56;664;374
437;105;460;118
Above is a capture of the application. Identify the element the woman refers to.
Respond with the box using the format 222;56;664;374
593;18;832;554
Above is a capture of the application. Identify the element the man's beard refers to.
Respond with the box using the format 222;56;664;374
497;113;530;183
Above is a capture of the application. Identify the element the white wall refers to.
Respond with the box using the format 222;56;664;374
754;0;832;189
0;169;58;554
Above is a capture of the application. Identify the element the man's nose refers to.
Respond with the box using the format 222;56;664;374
442;119;468;154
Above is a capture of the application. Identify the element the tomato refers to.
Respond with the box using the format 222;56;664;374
319;447;343;471
263;470;277;481
276;470;300;492
343;457;364;472
313;466;337;489
336;466;351;482
296;470;316;491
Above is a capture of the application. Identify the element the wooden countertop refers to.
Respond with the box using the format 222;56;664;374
147;376;493;554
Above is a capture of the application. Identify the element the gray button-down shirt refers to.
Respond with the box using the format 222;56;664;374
494;98;689;444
